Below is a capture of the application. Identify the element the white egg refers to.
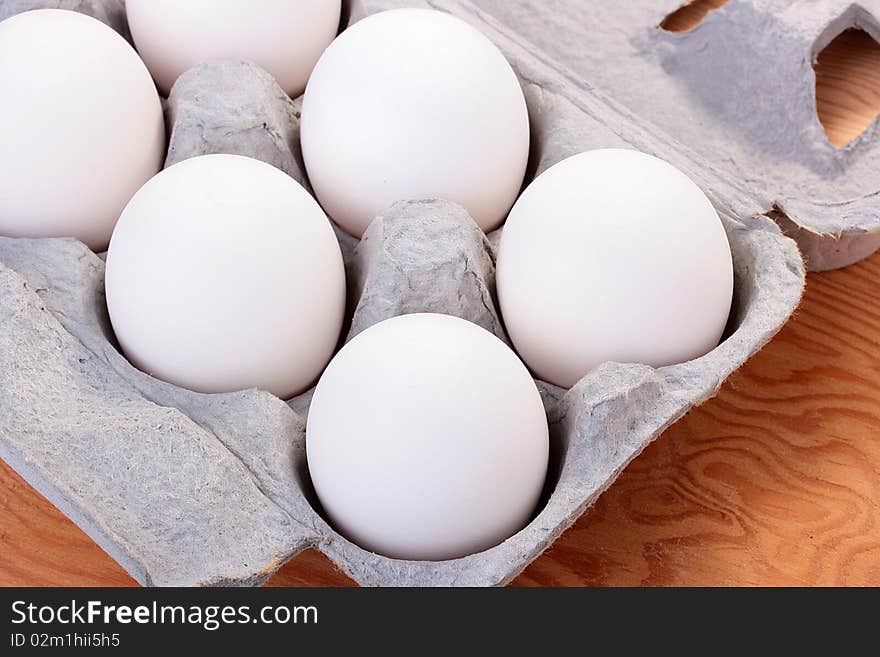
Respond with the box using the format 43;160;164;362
497;149;734;389
307;313;549;561
301;8;530;237
105;154;346;399
126;0;341;97
0;9;164;251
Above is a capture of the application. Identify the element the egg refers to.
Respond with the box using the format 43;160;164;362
105;154;346;399
497;149;734;389
307;313;549;561
126;0;341;97
301;8;530;237
0;9;164;251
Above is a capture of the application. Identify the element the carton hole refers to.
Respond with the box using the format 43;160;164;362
659;0;730;33
814;28;880;148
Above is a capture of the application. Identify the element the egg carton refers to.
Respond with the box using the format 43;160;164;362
0;0;804;586
470;0;880;272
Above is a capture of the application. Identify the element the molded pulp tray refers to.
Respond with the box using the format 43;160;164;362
0;0;804;586
473;0;880;272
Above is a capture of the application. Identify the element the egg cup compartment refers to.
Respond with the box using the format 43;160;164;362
466;0;880;272
0;0;804;586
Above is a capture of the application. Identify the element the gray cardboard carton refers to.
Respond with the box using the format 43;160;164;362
0;0;804;585
472;0;880;271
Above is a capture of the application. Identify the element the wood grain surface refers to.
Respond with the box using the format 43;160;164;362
2;8;880;587
660;0;731;33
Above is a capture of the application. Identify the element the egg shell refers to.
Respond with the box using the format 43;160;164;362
0;9;164;251
307;313;549;561
126;0;341;97
497;149;735;389
105;154;346;399
301;8;530;237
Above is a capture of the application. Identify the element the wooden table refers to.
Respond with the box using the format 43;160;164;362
2;5;879;587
